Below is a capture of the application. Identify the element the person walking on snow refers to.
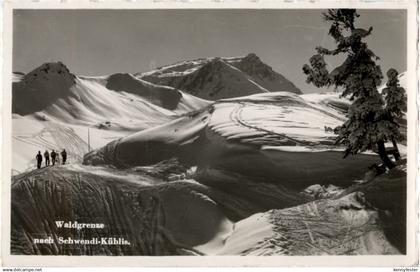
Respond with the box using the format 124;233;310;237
36;151;42;169
61;149;67;165
51;150;56;166
44;150;50;167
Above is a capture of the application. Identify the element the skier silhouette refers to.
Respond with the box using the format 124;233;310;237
61;149;67;165
51;150;57;166
44;150;50;167
36;151;42;169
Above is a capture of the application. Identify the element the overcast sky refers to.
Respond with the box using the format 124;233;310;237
13;9;406;93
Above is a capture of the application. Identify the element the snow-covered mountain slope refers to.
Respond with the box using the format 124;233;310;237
228;53;301;94
11;57;408;257
11;62;211;173
11;115;130;174
138;53;301;100
84;110;211;167
213;164;406;255
13;62;77;115
84;91;379;189
105;73;209;112
12;63;210;129
11;156;406;255
11;66;407;256
211;92;347;147
11;162;282;255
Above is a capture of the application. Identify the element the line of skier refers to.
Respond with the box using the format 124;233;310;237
36;149;67;169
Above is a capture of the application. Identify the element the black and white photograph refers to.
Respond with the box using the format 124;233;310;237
2;3;418;266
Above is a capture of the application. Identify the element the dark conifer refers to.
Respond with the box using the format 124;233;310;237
303;9;403;169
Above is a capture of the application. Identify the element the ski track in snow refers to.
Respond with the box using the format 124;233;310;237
229;102;313;146
13;121;88;170
45;122;89;163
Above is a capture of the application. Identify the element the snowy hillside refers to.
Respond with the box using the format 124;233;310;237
84;91;380;188
138;53;301;100
13;63;210;127
13;62;77;115
85;91;350;165
12;62;211;173
11;152;406;255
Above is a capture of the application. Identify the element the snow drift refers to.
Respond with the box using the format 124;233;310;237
10;164;258;255
84;91;379;189
11;160;406;255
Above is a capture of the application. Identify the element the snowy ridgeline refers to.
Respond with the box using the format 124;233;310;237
138;53;302;100
12;62;211;173
12;57;406;173
11;54;304;172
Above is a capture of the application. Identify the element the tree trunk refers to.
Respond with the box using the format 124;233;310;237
391;138;401;161
377;140;396;169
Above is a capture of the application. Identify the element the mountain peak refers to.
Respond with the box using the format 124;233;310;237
236;53;274;77
13;62;77;115
232;54;302;94
22;62;76;85
138;54;302;98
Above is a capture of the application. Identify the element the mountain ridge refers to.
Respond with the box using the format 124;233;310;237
138;53;302;99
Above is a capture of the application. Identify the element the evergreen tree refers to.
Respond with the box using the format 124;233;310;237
302;9;399;169
382;68;407;160
383;69;407;119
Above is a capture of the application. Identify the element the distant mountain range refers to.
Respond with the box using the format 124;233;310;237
12;54;407;124
12;53;302;127
137;53;302;99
